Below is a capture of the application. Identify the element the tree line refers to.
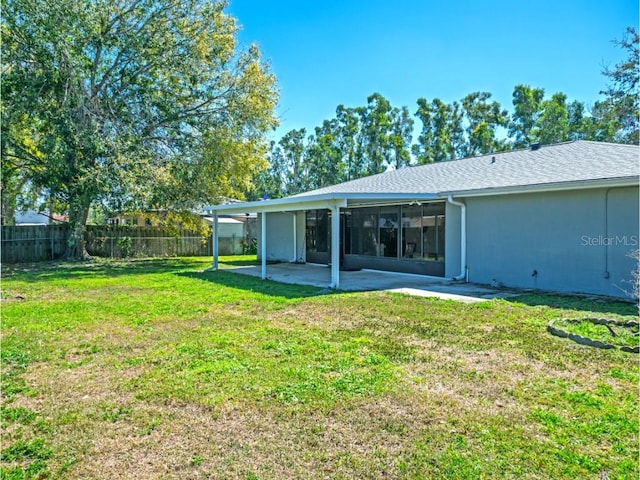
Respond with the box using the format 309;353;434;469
250;27;638;200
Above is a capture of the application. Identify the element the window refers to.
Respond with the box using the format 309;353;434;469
306;210;317;253
379;207;398;257
402;206;422;259
306;210;329;254
351;208;378;256
317;210;328;253
343;211;352;254
422;203;445;261
345;203;445;262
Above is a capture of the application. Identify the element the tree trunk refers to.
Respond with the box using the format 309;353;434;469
1;202;16;225
65;197;91;259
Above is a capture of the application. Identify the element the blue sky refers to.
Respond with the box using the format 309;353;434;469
227;0;638;140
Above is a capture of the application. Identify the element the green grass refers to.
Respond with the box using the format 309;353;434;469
552;318;639;347
1;256;638;479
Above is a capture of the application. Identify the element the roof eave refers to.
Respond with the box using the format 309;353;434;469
440;176;639;198
203;177;638;213
203;192;439;214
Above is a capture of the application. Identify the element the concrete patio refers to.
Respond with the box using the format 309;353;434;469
224;262;521;303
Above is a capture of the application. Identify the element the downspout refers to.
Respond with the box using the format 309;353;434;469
604;188;612;279
447;195;467;281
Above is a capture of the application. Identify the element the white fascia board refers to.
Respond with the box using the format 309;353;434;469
345;192;439;207
343;192;439;202
203;193;347;214
203;192;439;214
439;176;639;198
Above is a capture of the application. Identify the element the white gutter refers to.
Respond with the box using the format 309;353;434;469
438;176;638;199
447;195;467;281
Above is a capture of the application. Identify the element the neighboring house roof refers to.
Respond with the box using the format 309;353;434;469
294;140;639;198
205;141;639;214
203;217;243;225
14;210;67;225
15;210;50;225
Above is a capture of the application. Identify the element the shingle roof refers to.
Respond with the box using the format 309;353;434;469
293;141;639;198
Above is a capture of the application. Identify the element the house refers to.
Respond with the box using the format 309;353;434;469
202;216;254;255
14;210;50;225
205;141;639;298
14;210;67;225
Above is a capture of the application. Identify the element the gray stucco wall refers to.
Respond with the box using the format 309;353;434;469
257;211;306;263
464;186;639;298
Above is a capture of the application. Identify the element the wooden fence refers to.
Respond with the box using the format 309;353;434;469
84;226;213;258
1;224;70;263
1;225;245;263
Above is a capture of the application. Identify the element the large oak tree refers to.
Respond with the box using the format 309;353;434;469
2;0;278;256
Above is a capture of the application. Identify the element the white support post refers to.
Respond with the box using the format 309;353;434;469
330;204;340;289
261;212;267;280
292;212;297;262
212;212;219;270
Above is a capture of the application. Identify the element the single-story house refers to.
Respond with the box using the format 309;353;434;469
205;140;639;298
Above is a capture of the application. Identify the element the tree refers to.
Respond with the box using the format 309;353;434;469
508;85;545;148
600;27;639;144
460;92;508;157
361;93;393;174
1;0;278;257
566;100;592;141
413;98;463;163
587;100;621;142
335;105;364;181
278;129;308;195
388;106;413;169
244;141;285;201
537;93;569;144
306;120;345;189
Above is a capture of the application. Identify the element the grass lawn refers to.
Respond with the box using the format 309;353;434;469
1;256;638;479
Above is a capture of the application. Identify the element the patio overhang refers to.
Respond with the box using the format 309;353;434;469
203;192;440;215
204;192;440;289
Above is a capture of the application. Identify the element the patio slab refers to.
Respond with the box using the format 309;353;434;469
223;262;520;303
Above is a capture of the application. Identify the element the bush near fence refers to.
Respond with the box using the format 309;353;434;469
1;225;245;263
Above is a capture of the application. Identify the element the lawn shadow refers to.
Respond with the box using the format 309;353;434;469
175;269;332;300
507;293;638;317
1;257;331;302
214;258;273;267
1;257;212;283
